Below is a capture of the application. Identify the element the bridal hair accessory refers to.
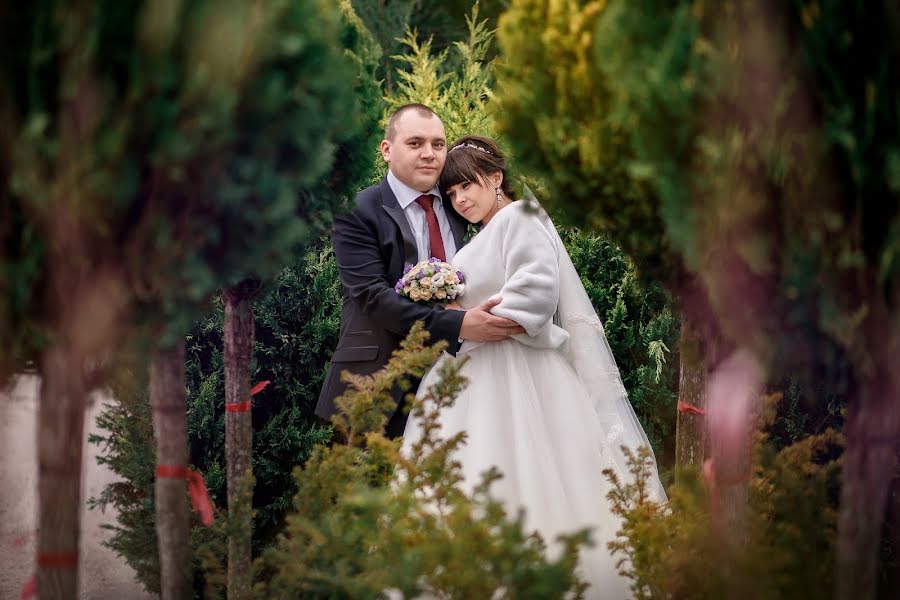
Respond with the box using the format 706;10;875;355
449;141;494;155
396;258;466;304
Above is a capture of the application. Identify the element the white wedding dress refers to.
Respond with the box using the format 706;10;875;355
401;198;666;600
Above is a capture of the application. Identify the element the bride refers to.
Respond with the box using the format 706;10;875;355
401;135;666;599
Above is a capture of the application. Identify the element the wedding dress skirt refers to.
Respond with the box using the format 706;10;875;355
402;339;633;599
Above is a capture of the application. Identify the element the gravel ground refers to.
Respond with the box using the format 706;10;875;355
0;375;155;599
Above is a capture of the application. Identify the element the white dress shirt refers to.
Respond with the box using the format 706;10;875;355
387;170;458;262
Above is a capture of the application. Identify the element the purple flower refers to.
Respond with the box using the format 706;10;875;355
457;271;465;283
428;257;439;264
403;263;413;274
416;271;425;280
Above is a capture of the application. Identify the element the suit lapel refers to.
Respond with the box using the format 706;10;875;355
380;180;418;264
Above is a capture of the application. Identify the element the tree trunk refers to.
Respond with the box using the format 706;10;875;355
884;475;900;595
151;342;191;600
837;383;900;600
224;280;259;600
705;350;763;545
835;302;900;600
675;317;708;468
36;345;88;599
837;402;897;600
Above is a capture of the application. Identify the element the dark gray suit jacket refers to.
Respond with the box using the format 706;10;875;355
315;178;468;434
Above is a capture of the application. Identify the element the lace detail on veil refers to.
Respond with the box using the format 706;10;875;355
562;312;628;393
562;312;605;330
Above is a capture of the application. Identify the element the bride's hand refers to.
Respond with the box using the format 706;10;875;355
444;301;462;311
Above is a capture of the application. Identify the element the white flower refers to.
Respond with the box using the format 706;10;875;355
432;273;445;287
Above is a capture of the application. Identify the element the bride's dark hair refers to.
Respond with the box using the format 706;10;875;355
439;135;517;200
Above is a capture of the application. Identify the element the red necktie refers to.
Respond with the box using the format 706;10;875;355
415;194;446;261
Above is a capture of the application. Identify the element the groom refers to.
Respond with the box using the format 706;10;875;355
316;104;524;438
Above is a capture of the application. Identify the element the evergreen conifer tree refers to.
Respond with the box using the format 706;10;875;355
2;0;374;596
495;1;900;594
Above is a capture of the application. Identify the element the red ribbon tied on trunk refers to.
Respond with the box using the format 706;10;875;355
225;380;270;413
21;575;36;599
250;380;270;396
677;400;706;415
156;465;214;525
20;552;79;599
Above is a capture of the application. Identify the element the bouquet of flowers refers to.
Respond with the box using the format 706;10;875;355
395;258;466;304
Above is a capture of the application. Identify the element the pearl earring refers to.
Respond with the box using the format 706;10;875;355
495;187;501;206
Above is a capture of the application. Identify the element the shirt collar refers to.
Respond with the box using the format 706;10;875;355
387;169;441;210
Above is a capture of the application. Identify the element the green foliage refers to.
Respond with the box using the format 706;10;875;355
350;0;414;90
88;382;159;593
191;472;256;600
89;364;222;597
767;376;844;452
560;227;678;461
498;0;900;358
351;2;502;185
0;199;45;378
351;0;508;93
82;2;381;591
0;1;50;379
92;238;342;596
328;0;386;206
384;3;496;146
499;0;900;593
256;323;587;599
493;0;672;278
122;0;363;293
186;242;342;544
606;395;842;599
1;0;376;360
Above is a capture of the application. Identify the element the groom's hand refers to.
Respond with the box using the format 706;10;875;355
459;298;525;341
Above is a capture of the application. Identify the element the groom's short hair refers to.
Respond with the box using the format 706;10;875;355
384;103;440;141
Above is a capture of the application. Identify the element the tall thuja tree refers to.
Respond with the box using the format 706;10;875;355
219;1;383;595
496;0;900;596
493;0;723;474
582;3;899;596
2;2;133;597
350;0;414;94
221;277;260;599
3;0;366;598
121;2;367;597
385;3;496;145
87;2;383;597
351;0;507;95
